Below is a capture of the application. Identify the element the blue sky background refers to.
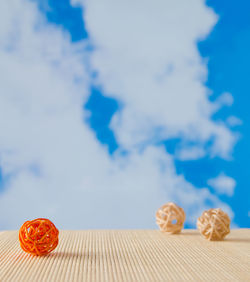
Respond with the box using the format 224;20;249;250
0;0;249;229
198;0;250;227
37;0;250;227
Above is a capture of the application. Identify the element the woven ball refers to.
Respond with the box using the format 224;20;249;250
19;218;59;256
197;208;230;241
156;202;185;234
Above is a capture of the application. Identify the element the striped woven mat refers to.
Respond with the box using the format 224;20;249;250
0;229;249;281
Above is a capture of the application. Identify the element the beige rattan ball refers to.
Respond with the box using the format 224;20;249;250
156;202;185;234
197;208;230;241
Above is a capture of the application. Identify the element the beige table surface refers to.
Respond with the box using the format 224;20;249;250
0;229;249;282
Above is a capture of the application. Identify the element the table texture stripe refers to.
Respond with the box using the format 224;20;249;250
0;229;249;281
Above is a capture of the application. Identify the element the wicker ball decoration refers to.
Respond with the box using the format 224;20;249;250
156;202;185;233
197;208;230;241
19;218;59;256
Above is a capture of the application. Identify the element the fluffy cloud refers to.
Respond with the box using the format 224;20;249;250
208;173;236;196
0;0;236;229
73;0;236;159
176;146;206;161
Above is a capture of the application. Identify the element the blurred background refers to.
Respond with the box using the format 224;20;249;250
0;0;249;230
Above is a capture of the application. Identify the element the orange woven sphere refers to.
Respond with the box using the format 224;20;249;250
19;218;59;256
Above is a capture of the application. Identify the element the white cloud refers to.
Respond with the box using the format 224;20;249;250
211;92;234;115
208;173;236;196
0;0;236;230
73;0;236;160
176;146;206;161
216;92;234;107
226;116;242;127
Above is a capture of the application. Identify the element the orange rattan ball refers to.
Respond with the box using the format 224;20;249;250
197;208;230;241
156;202;185;234
19;218;59;256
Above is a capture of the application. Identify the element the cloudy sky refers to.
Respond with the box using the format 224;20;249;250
0;0;249;230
